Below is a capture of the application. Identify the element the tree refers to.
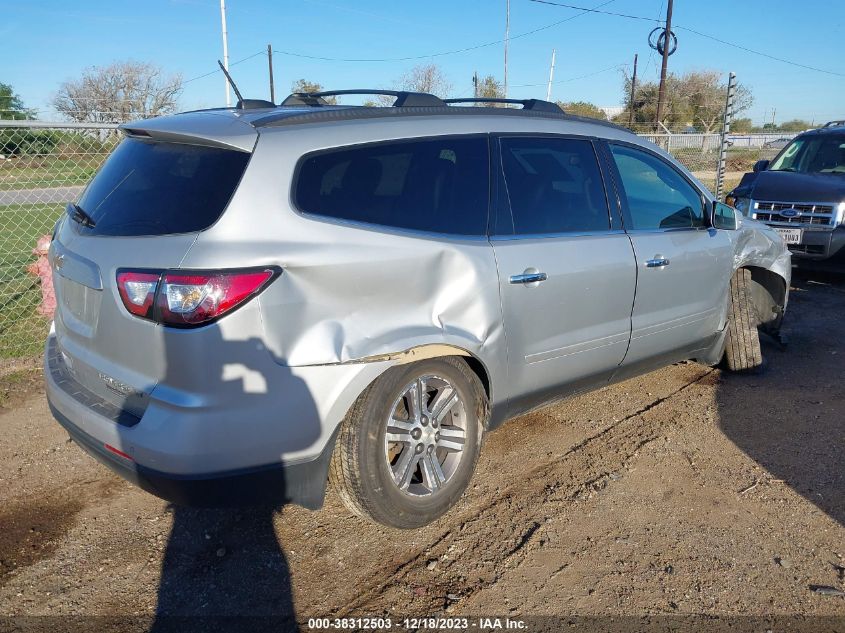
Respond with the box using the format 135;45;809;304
373;64;453;106
0;82;34;120
291;79;337;104
53;61;182;123
396;64;452;97
614;74;686;130
0;83;40;157
683;71;752;134
778;119;811;132
476;75;504;101
559;101;607;120
731;117;753;133
617;70;752;133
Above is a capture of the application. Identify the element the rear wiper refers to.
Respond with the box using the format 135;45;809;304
67;202;96;228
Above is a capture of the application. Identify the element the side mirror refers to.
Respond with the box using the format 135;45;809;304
753;159;770;172
711;201;739;230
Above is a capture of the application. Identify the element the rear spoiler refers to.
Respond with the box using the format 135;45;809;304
119;111;258;152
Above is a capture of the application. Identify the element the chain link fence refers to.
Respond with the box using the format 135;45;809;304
628;129;795;194
634;130;724;191
0;121;120;362
0;119;796;362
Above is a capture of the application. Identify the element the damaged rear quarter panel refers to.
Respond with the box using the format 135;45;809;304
181;119;508;409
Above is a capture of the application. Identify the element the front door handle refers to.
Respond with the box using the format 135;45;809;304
509;271;548;284
645;257;670;268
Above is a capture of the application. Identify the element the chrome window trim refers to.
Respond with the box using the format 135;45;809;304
489;229;627;242
623;226;714;235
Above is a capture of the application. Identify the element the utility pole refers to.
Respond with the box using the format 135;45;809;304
473;71;479;98
654;0;673;131
220;0;230;107
504;0;510;99
628;53;638;129
546;48;556;102
267;44;276;103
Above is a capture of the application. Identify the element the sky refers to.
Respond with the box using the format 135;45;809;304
3;0;844;125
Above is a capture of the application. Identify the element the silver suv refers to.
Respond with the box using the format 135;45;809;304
45;90;791;528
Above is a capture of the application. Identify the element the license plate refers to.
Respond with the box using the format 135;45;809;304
775;228;802;245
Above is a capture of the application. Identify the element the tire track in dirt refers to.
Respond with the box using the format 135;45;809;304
331;367;716;617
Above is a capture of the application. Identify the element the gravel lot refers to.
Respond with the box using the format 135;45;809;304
0;271;843;632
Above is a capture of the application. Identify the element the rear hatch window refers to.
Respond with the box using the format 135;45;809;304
74;137;250;236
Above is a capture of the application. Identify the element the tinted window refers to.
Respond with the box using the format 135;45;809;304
498;137;610;235
769;135;845;174
295;137;489;235
76;138;250;236
610;144;704;230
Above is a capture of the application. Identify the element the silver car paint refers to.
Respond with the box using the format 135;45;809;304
46;108;790;485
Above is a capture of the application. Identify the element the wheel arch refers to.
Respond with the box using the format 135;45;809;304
742;265;788;333
350;343;493;403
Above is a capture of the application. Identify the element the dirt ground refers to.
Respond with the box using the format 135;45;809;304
0;271;843;632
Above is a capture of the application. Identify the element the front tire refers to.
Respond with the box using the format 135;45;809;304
724;268;763;372
330;357;487;529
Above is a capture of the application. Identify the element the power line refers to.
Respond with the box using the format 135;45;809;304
183;50;265;85
527;0;845;78
527;0;658;22
674;25;845;78
272;0;617;63
510;62;627;88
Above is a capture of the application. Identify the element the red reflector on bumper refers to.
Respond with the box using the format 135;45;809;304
105;443;133;461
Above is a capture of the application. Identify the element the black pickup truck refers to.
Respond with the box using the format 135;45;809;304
728;121;845;270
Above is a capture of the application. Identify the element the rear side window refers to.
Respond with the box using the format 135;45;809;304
498;137;610;235
294;136;489;236
76;138;250;236
609;144;704;230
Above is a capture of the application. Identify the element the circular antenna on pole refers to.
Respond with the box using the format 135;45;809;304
648;27;678;56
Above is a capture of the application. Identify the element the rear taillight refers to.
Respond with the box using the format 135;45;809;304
116;271;159;319
116;267;279;327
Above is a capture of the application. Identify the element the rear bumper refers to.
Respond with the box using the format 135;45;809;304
49;399;334;508
44;333;390;508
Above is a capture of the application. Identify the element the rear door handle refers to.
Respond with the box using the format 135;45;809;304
509;272;548;284
645;257;670;268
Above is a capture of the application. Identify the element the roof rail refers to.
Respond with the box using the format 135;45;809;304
237;98;276;110
823;119;845;128
281;89;446;108
280;93;331;106
443;98;563;113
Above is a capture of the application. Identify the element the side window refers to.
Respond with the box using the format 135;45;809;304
294;136;489;235
609;144;705;230
498;137;610;235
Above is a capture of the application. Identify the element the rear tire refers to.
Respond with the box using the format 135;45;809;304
330;357;487;529
724;268;763;372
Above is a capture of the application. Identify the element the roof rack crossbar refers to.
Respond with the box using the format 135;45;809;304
443;98;564;113
823;119;845;128
282;89;446;108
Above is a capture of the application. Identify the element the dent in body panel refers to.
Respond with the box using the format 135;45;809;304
725;217;792;335
730;216;793;285
257;237;504;367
